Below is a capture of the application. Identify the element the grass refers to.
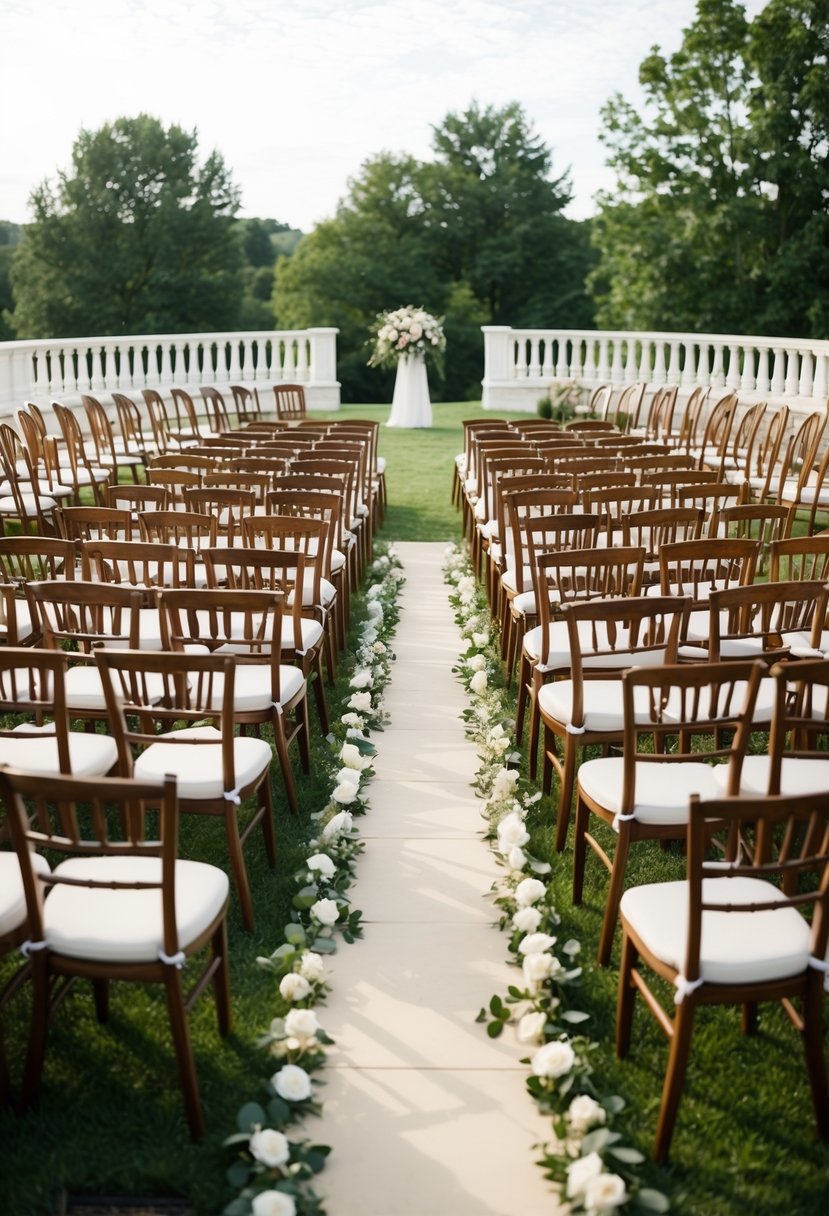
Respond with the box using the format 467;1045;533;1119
3;398;828;1215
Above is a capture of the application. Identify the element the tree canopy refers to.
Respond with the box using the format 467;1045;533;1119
11;115;243;338
592;0;829;339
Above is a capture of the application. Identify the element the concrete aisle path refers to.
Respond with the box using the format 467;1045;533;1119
317;542;560;1215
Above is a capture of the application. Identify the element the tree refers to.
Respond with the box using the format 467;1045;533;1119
592;0;829;339
11;115;243;338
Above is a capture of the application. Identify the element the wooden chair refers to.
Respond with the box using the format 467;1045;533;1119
656;537;760;659
146;468;202;508
273;383;307;421
574;659;765;964
80;540;196;649
0;424;61;534
141;388;201;452
184;487;258;546
707;579;829;663
616;788;829;1161
111;392;157;462
107;484;167;518
81;394;146;483
739;403;790;497
56;504;133;543
0;536;76;646
198;386;233;434
229;384;264;424
150;452;218;474
620;506;703;585
2;765;231;1138
537;595;687;851
51;403;110;505
138;510;217;587
15;409;75;507
766;409;827;514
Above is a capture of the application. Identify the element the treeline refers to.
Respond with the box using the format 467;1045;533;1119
2;0;827;403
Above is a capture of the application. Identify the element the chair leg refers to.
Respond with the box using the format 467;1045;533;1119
311;655;330;735
554;739;578;853
572;795;590;905
741;1002;758;1035
653;1000;696;1163
515;655;530;741
92;978;110;1023
260;775;276;869
212;917;232;1039
273;717;299;815
802;973;829;1139
615;931;638;1059
597;830;631;966
163;967;204;1141
21;952;51;1110
296;700;311;775
224;807;255;932
528;693;541;783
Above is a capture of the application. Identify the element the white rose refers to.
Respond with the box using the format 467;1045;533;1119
272;1063;313;1103
331;782;358;804
322;811;353;839
249;1127;290;1168
472;631;489;647
497;812;530;850
409;322;423;340
284;1008;320;1040
515;877;547;907
470;670;488;694
366;601;384;620
339;742;370;770
306;853;336;879
311;898;340;926
523;952;555;992
299;951;326;983
512;906;543;933
373;641;386;654
467;654;486;671
567;1094;607;1134
507;845;527;872
566;1152;604;1200
279;973;311;1003
531;1039;576;1080
518;933;557;956
340;712;364;729
491;768;520;799
335;766;361;789
349;669;372;689
252;1191;297;1216
348;691;372;711
516;1010;548;1044
583;1172;628;1212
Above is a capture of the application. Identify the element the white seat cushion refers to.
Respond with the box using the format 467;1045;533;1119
134;725;272;800
287;573;336;609
0;493;57;514
621;876;811;986
202;664;305;711
0;728;117;778
65;665;166;711
578;757;723;826
281;617;324;653
44;855;229;963
715;754;829;797
0;598;34;642
523;621;634;674
0;851;50;937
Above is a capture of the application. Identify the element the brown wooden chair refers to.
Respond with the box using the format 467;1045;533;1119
56;505;133;543
51;403;111;506
273;383;307;421
81;394;146;483
229;384;264;425
198;386;233;434
0;424;61;534
0;536;77;646
616;788;829;1162
2;765;231;1138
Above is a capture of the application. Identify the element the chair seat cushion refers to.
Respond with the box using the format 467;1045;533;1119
715;753;829;797
0;493;58;514
0;598;34;642
620;876;811;986
0;851;50;937
44;855;229;963
523;621;634;674
281;617;324;654
0;728;117;778
538;679;627;733
65;665;166;711
200;663;305;711
578;756;723;825
134;725;272;800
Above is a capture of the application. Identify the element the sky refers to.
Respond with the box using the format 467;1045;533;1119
1;0;766;233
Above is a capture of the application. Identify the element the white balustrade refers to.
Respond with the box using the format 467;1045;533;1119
0;328;340;415
481;325;829;414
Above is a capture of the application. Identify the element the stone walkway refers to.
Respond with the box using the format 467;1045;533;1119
318;542;559;1215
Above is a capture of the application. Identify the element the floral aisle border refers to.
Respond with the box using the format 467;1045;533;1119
223;545;405;1216
444;545;669;1216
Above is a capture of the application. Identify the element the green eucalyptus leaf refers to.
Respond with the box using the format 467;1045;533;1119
224;1160;251;1191
635;1188;671;1212
236;1101;266;1133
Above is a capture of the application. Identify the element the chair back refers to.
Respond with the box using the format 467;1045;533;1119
273;384;307;420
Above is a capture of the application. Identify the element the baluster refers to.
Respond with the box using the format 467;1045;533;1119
228;338;243;383
300;337;311;381
799;350;814;397
740;346;756;392
651;340;666;385
528;337;541;379
575;337;588;381
680;340;697;388
637;339;651;383
755;347;771;394
159;342;174;388
514;336;528;379
609;338;624;384
554;338;567;380
710;344;725;387
725;344;741;391
813;353;828;401
540;335;554;378
770;347;786;394
622;337;637;383
666;340;681;386
596;338;610;382
784;347;800;396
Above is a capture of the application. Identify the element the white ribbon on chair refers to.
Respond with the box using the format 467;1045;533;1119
673;973;704;1005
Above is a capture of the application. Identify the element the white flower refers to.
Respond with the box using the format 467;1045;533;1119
373;641;386;654
531;1039;576;1080
523;952;555;992
470;670;488;695
322;810;353;839
472;631;490;647
340;712;365;729
306;853;336;879
299;951;326;983
279;973;312;1003
496;811;530;850
512;906;543;933
518;932;557;956
252;1192;297;1216
339;741;371;770
515;877;547;907
366;601;384;620
331;782;358;804
490;768;520;800
467;654;486;671
272;1063;313;1103
249;1127;290;1168
348;691;372;711
336;767;362;790
566;1152;604;1200
350;669;372;689
583;1172;628;1212
567;1094;607;1134
507;845;527;872
516;1010;548;1044
311;898;340;926
284;1008;320;1041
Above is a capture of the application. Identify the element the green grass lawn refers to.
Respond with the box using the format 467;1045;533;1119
2;399;828;1215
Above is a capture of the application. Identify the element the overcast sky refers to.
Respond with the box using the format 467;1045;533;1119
2;0;766;232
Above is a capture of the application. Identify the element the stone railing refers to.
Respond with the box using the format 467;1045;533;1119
481;325;829;414
0;327;341;415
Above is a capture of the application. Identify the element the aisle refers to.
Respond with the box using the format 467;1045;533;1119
318;542;559;1215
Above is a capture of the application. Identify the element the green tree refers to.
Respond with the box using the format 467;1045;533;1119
11;115;242;338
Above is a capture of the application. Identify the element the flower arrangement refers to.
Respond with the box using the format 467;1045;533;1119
223;545;404;1216
367;305;446;370
444;544;669;1216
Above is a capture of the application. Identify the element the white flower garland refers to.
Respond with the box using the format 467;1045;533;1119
444;543;669;1216
223;545;404;1216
